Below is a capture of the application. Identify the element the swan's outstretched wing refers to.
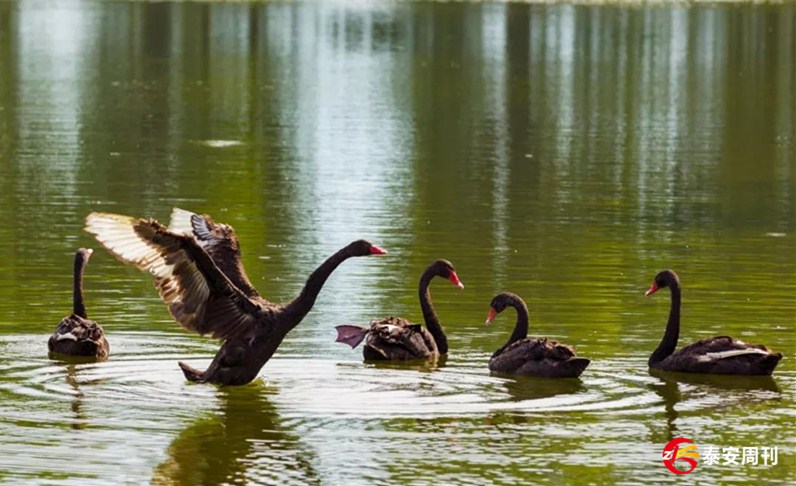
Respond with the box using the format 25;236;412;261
168;208;260;298
86;212;262;341
167;207;198;237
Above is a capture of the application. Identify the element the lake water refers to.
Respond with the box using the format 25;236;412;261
0;0;794;484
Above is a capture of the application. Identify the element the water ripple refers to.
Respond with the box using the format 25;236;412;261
0;331;791;484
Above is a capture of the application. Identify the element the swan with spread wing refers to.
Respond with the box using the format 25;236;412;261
85;209;386;385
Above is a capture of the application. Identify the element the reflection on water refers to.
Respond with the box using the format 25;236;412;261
650;368;782;394
64;364;87;431
0;337;793;484
367;353;447;371
649;376;682;444
152;385;319;486
0;0;793;484
647;369;783;445
501;375;586;402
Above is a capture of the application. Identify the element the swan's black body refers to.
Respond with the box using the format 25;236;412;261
645;270;781;375
335;260;463;361
48;248;109;359
486;293;589;378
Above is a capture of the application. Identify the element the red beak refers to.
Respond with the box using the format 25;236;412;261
370;245;387;255
448;271;464;289
485;307;497;325
645;282;659;296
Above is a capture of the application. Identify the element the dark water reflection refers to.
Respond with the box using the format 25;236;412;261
647;370;783;445
0;0;794;484
152;385;320;486
64;363;88;431
500;375;586;402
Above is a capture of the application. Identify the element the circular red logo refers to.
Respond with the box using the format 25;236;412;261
662;437;699;474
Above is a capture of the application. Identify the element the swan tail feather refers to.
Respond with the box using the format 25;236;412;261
178;361;206;382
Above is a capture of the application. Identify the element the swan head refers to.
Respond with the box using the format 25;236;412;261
429;259;464;289
75;248;94;268
348;239;387;257
646;269;681;296
485;292;525;325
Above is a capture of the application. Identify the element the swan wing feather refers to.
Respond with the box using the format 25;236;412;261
86;212;260;340
678;335;775;357
490;338;578;372
168;208;261;299
365;317;436;358
697;348;770;362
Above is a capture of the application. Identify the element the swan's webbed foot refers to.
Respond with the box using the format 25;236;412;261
335;325;368;349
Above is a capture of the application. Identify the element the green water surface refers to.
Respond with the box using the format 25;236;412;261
0;1;794;484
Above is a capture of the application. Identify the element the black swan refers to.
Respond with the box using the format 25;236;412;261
645;269;782;375
485;292;589;378
335;259;463;360
48;248;110;359
84;209;386;385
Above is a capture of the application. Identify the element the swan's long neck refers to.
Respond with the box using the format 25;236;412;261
282;245;353;330
73;254;87;318
506;296;530;345
419;269;447;354
649;282;681;366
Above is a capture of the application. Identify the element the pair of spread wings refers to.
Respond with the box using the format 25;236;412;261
85;209;264;341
